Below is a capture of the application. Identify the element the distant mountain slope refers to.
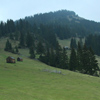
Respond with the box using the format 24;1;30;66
1;10;100;42
24;10;100;37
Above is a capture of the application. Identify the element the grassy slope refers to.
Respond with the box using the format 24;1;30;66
58;37;100;67
0;38;100;100
57;37;85;47
57;38;71;47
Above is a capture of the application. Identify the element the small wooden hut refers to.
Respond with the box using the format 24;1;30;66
64;46;70;50
17;57;23;61
6;56;15;63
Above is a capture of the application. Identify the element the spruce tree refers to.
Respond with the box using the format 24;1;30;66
81;44;99;75
9;33;14;40
4;39;12;52
9;43;12;52
11;48;15;53
29;46;35;59
69;47;77;71
45;46;51;64
19;31;25;47
15;31;20;41
81;44;89;74
26;32;34;48
49;47;55;66
4;39;10;51
36;41;44;56
61;47;69;69
77;42;83;71
70;38;77;49
88;47;99;75
55;42;62;68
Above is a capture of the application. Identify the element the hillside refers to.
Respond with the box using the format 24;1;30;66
1;10;100;49
0;10;100;99
25;10;100;36
0;38;100;100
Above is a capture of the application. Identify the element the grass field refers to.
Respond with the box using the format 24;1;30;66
1;38;100;100
57;37;85;48
57;38;71;47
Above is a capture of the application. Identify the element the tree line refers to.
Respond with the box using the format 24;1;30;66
4;36;99;76
29;39;99;76
25;10;100;37
85;34;100;56
1;11;100;77
4;39;19;54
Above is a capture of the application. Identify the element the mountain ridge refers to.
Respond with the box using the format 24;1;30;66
23;10;100;37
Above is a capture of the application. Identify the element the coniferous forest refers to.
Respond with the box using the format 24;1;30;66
0;10;100;76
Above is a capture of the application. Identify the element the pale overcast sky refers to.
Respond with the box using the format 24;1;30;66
0;0;100;22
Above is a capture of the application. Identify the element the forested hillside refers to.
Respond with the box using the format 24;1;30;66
85;34;100;56
1;10;100;40
0;10;100;76
25;10;100;37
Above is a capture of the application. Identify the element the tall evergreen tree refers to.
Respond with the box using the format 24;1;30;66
26;32;34;48
14;31;20;41
77;41;83;71
29;46;35;59
44;46;50;64
9;33;14;40
55;42;62;68
4;39;12;52
19;31;25;47
69;47;77;71
60;47;69;69
88;47;99;75
81;44;89;74
70;38;77;49
81;44;99;75
7;19;15;33
49;47;55;66
36;41;45;56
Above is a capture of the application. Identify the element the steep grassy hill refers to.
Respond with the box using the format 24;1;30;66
0;39;100;100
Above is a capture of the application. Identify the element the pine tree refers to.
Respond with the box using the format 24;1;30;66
36;41;44;56
19;30;25;47
11;48;15;53
9;43;12;52
4;39;10;51
81;44;89;74
55;42;62;68
81;44;99;75
29;46;35;59
26;32;34;48
70;38;77;49
49;47;55;66
33;23;38;33
4;39;12;52
88;47;99;75
15;31;20;41
69;47;77;71
9;33;14;40
61;47;69;69
45;46;50;64
77;41;83;71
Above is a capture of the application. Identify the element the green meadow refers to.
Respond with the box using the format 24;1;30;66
0;38;100;100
